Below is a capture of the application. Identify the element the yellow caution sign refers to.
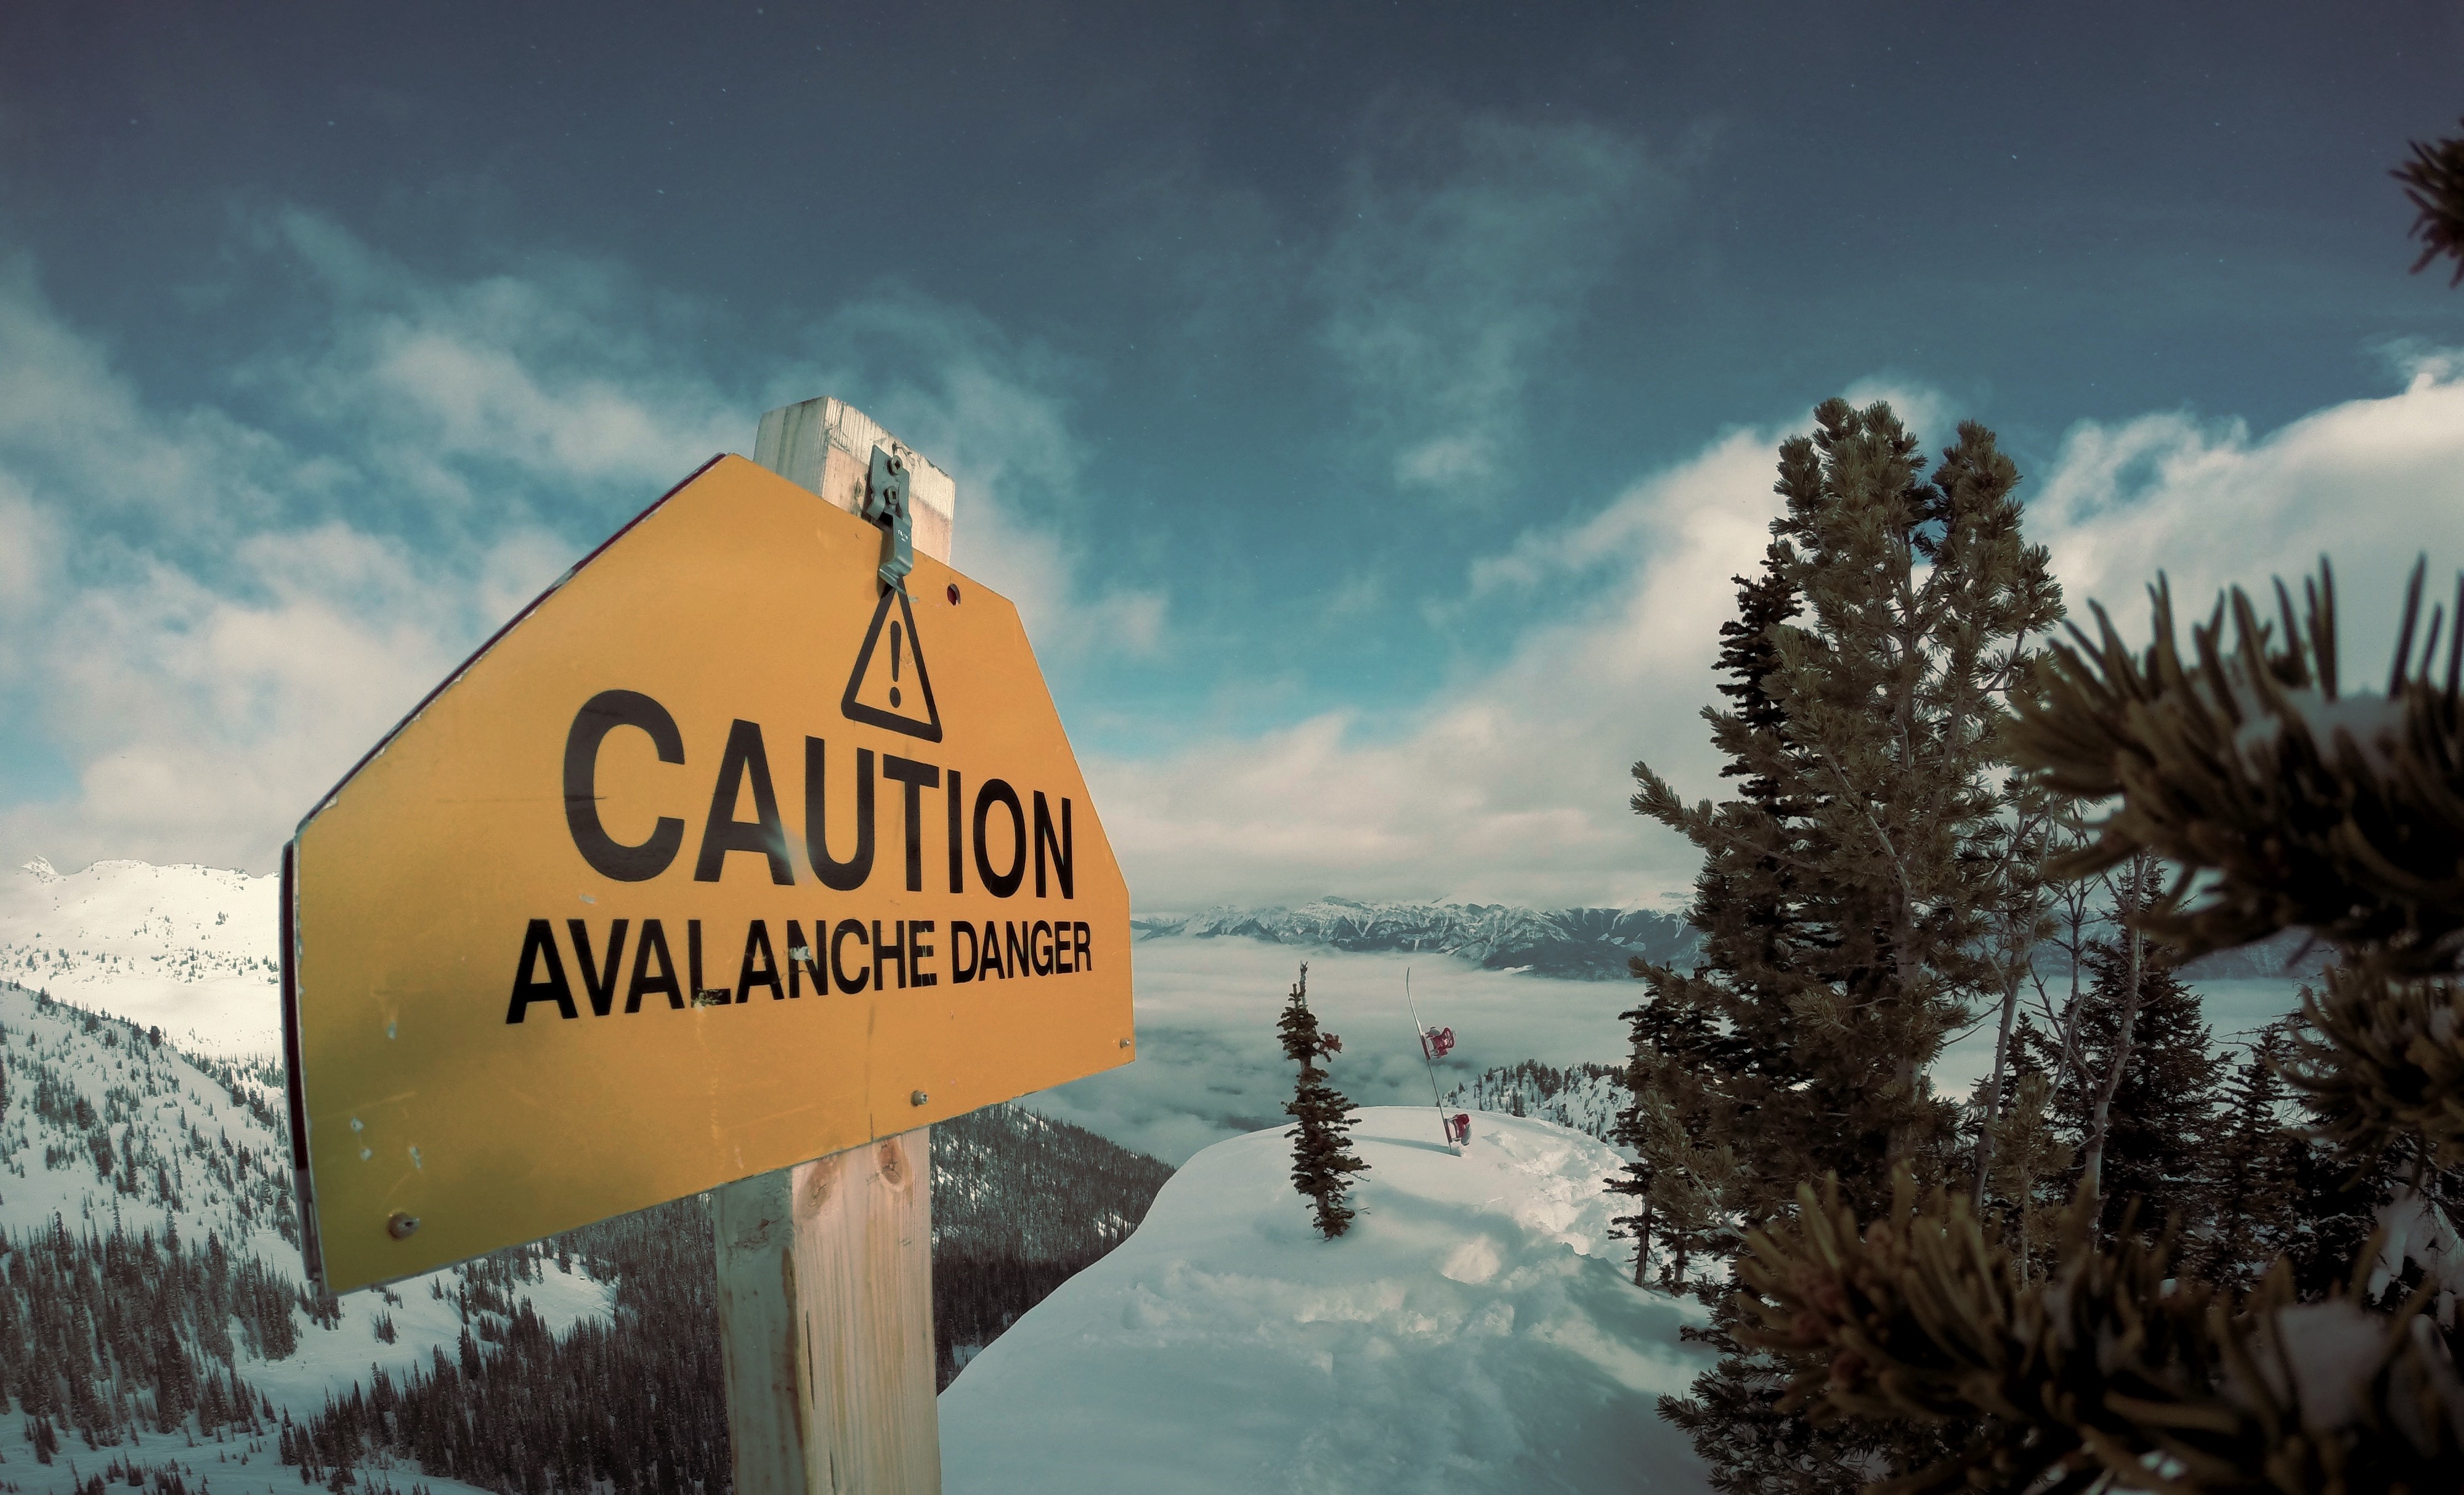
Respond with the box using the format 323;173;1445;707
283;455;1132;1292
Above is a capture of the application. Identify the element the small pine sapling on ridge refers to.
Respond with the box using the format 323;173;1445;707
1277;963;1368;1239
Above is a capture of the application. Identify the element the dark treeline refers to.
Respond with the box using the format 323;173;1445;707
282;1102;1175;1493
3;978;1175;1493
285;1204;727;1495
1;1214;295;1460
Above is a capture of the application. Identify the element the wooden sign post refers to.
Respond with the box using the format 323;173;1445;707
280;398;1133;1495
716;399;954;1495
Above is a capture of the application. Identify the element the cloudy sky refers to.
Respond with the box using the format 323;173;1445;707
3;3;2462;910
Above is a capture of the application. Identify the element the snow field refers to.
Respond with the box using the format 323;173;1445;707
1;860;282;1058
1;979;295;1262
235;1252;618;1422
939;1108;1715;1495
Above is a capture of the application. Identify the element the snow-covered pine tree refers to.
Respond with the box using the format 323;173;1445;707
1276;964;1367;1239
1734;561;2464;1493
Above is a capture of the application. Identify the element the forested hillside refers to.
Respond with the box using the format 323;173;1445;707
0;977;1178;1494
1441;1060;1628;1146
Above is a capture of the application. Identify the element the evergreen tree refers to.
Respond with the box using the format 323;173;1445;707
2197;1026;2299;1290
2022;929;2226;1238
1608;542;1801;1291
1276;963;1368;1239
1732;562;2464;1492
1972;1063;2067;1273
1620;399;2062;1491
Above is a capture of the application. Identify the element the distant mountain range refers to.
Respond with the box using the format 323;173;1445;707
1133;899;1702;981
1133;896;2333;984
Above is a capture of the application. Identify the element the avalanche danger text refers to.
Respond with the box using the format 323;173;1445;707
509;688;1089;1024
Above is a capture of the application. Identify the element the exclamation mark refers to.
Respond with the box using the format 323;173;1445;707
890;621;904;708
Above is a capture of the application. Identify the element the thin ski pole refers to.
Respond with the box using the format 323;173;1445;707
1404;968;1457;1153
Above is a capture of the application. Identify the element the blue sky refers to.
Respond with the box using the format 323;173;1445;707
4;2;2463;908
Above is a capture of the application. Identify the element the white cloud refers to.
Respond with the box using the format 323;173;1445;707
2032;356;2464;675
10;527;535;870
1313;115;1679;496
0;224;1151;875
249;209;745;514
1090;423;1781;910
772;293;1169;662
18;199;2458;913
1098;360;2464;913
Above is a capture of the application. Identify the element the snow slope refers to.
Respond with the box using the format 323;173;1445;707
0;1422;506;1495
1442;1061;1629;1146
939;1108;1713;1495
0;978;616;1495
0;857;283;1055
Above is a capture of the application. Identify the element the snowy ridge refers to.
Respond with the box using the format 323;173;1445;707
1135;897;1701;981
1;858;283;1056
1;979;295;1263
938;1109;1711;1494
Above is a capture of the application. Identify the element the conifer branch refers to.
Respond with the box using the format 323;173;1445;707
1807;740;1915;908
2396;120;2464;286
1748;561;2464;1493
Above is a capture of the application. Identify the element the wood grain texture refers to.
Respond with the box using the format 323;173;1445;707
792;1134;939;1493
753;396;956;567
718;398;947;1495
714;1170;806;1494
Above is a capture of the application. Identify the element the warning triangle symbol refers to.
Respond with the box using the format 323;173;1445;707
841;585;944;742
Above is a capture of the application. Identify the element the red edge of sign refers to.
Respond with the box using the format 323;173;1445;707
290;453;732;840
279;840;325;1290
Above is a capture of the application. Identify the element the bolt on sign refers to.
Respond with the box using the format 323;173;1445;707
282;453;1133;1293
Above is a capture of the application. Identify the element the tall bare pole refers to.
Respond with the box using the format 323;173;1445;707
1403;968;1457;1153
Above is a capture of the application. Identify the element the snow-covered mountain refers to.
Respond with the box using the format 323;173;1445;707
1135;898;1701;981
0;979;617;1495
1139;894;2332;984
0;953;1194;1494
1;858;283;1055
938;1108;1711;1494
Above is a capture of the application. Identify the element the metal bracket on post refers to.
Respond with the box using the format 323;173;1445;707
865;445;915;594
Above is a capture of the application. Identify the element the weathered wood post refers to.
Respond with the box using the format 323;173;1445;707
716;397;956;1495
